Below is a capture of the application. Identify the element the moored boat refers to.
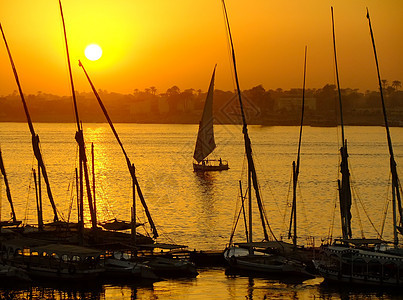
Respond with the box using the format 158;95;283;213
103;257;159;281
220;0;313;279
314;239;403;287
1;238;105;282
313;8;403;288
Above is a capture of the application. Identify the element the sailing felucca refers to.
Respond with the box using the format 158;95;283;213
220;0;313;278
313;7;403;287
193;65;228;172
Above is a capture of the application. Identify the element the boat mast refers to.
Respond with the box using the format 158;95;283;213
0;23;59;223
92;143;97;221
0;148;18;223
288;46;307;248
33;169;44;230
78;61;159;239
366;9;402;246
331;7;353;240
59;0;97;230
221;0;277;244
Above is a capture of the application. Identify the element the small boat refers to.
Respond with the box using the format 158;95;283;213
313;8;403;288
142;256;198;278
99;218;143;231
224;245;313;278
193;66;229;172
103;257;159;281
221;0;313;279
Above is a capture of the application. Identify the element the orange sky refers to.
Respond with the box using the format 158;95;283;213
0;0;402;96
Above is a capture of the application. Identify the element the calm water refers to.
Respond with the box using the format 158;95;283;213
0;123;402;299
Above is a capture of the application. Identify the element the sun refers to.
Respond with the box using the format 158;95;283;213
85;44;102;61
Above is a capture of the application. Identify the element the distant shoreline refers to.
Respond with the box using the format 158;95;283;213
0;120;401;127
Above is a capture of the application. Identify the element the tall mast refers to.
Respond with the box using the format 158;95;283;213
59;0;97;230
366;9;402;245
0;148;18;223
0;23;59;222
331;7;352;240
79;61;158;239
221;0;276;243
288;46;307;247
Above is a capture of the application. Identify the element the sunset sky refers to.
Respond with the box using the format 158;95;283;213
0;0;402;96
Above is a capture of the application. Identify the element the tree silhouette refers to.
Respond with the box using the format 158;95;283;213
381;79;388;90
166;86;180;96
392;80;401;91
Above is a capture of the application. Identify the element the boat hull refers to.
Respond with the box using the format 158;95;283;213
314;260;403;287
193;162;229;172
313;243;403;287
223;246;313;278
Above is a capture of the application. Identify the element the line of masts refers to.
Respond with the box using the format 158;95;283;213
1;2;158;241
0;3;400;248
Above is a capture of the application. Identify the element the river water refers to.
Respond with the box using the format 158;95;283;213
0;123;402;299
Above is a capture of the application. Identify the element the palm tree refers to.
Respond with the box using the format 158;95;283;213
381;79;388;90
391;80;401;91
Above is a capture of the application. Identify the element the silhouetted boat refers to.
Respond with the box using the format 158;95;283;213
193;65;228;172
313;8;403;287
1;238;105;282
99;218;143;231
220;0;313;279
103;256;159;281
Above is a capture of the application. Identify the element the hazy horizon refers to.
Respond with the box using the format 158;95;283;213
1;1;402;97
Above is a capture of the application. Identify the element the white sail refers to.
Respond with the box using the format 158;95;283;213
193;66;216;163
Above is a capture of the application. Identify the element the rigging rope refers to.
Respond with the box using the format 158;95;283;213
66;145;79;223
23;156;37;225
282;169;293;231
349;163;382;237
298;180;311;238
327;186;338;242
